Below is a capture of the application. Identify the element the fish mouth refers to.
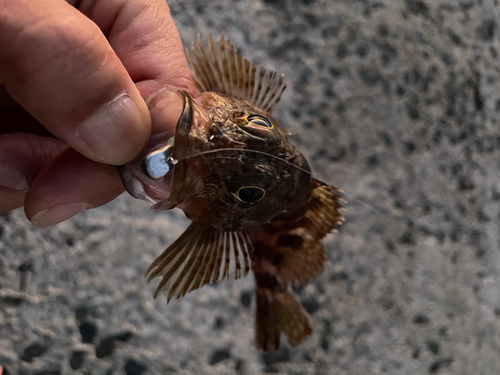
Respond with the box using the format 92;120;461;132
118;89;201;210
166;90;194;206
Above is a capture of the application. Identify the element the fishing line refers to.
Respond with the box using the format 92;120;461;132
171;128;429;221
165;143;411;220
176;147;314;176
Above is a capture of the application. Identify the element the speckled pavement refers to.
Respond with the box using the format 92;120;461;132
2;0;500;374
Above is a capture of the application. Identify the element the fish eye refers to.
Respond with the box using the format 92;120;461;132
246;114;273;128
236;186;265;203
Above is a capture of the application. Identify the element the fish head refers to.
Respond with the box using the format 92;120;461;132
165;90;312;231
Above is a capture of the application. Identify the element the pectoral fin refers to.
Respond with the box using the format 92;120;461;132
146;222;254;302
250;178;345;287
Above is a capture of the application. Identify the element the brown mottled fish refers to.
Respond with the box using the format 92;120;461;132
119;35;345;351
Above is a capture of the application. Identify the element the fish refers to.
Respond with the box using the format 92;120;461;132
119;35;345;352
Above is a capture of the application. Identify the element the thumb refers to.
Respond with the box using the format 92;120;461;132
0;0;151;165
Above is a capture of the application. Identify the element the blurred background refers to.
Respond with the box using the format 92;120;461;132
2;0;500;374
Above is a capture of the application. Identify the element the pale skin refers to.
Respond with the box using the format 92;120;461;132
0;0;194;226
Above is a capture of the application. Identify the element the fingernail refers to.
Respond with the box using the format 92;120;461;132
77;93;151;165
31;202;91;228
0;160;28;192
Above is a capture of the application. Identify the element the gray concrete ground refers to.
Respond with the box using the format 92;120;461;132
2;0;500;374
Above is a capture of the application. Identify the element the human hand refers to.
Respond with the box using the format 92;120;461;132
0;0;195;226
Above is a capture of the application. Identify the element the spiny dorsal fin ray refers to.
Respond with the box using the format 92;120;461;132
146;222;254;302
187;34;287;113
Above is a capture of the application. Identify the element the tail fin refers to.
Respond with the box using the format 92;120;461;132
255;287;312;352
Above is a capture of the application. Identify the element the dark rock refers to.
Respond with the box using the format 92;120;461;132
330;271;348;282
336;43;349;59
18;261;33;273
428;358;453;373
20;343;48;362
313;147;346;162
321;337;329;351
350;141;358;154
458;177;474;191
331;147;347;162
125;359;147;375
441;53;457;66
399;231;414;244
438;326;448;336
476;248;487;259
240;290;252;308
114;331;133;342
95;337;116;359
356;44;369;57
69;350;86;370
412;347;420;359
380;298;395;311
403;142;416;155
354;322;372;340
302;298;320;314
261;347;290;366
304;14;319;27
378;131;393;147
2;296;23;306
263;367;279;373
377;24;389;36
426;340;440;354
472;81;483;110
323;86;336;98
329;67;341;78
365;155;379;167
322;24;342;39
447;30;462;45
213;316;225;330
377;42;397;65
413;313;430;324
75;305;89;321
406;0;428;16
234;358;245;373
262;0;285;5
358;66;380;86
476;20;496;41
209;348;231;365
406;102;419;119
303;351;313;362
79;322;97;344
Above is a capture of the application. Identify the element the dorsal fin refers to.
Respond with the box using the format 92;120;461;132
186;34;287;113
